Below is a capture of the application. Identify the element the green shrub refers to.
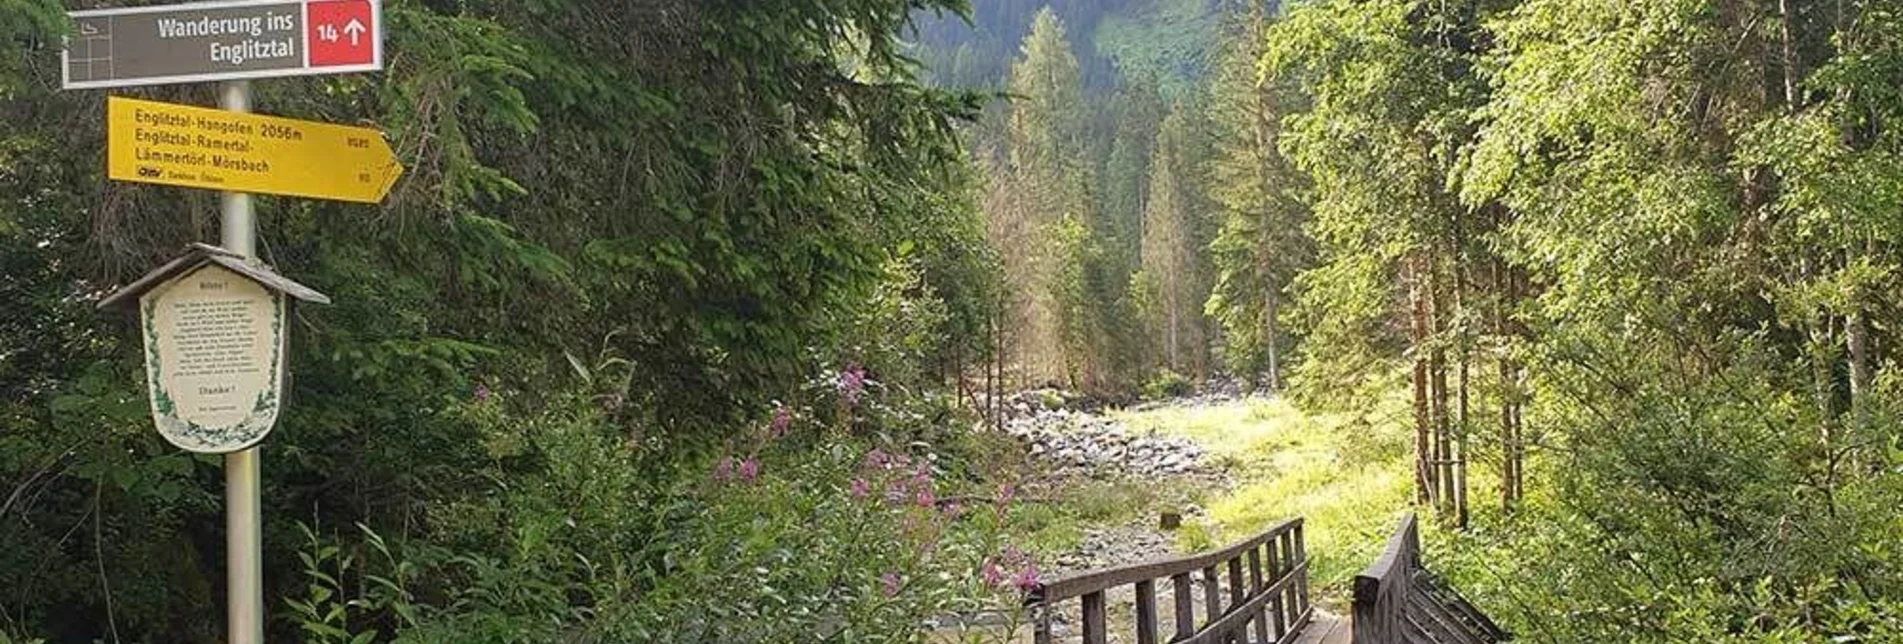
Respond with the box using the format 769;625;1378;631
1143;368;1193;400
284;398;1039;643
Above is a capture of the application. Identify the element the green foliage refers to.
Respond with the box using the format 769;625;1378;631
0;0;1007;640
1202;9;1311;384
281;402;1034;643
1142;368;1194;400
1138;98;1217;377
990;8;1097;387
1260;0;1903;638
1090;0;1223;98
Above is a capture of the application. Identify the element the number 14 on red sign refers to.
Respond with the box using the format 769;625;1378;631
307;0;375;67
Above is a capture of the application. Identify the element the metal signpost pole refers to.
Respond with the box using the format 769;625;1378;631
65;4;390;640
218;79;264;644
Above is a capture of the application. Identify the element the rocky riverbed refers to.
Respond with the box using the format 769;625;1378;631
995;388;1225;480
930;386;1283;642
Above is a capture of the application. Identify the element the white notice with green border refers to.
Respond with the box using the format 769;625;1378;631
140;263;286;453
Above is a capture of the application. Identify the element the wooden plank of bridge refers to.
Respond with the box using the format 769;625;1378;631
1291;612;1350;644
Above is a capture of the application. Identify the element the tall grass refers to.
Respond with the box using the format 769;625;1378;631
1112;393;1435;606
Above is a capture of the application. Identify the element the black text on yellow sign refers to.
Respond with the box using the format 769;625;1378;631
108;96;403;204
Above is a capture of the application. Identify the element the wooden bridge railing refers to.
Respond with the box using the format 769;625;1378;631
1351;513;1419;643
1352;513;1509;644
1025;517;1311;644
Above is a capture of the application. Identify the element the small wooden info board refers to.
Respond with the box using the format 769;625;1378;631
101;244;328;453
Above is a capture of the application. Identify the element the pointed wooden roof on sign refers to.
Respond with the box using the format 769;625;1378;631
98;243;331;309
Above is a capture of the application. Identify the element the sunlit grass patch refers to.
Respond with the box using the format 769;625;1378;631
1112;397;1332;464
1113;393;1419;606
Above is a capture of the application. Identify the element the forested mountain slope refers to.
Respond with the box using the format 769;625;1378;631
911;0;1250;96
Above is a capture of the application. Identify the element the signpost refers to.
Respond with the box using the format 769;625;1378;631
109;96;403;203
63;0;380;90
68;2;390;641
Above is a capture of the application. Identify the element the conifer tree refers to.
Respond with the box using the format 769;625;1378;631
1138;102;1210;376
1000;7;1098;387
1203;7;1309;391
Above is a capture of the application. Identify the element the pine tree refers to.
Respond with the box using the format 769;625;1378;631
1138;102;1210;376
1000;6;1096;387
1203;7;1310;391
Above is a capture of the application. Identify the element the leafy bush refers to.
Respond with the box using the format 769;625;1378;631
1143;368;1193;400
283;392;1039;643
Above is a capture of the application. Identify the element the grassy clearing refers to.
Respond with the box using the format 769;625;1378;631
1111;393;1421;606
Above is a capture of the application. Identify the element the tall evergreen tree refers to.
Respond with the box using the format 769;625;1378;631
1203;6;1310;391
1137;102;1212;376
999;6;1099;387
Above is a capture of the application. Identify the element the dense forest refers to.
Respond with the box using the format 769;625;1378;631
944;0;1903;640
2;0;1901;642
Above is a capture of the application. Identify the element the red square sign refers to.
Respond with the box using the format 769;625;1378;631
307;0;375;67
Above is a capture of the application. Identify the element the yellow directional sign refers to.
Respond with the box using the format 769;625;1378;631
108;96;402;204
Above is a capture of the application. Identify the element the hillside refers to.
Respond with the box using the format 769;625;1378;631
911;0;1249;96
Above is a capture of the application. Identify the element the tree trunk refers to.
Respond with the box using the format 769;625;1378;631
1849;307;1869;407
1454;255;1471;529
1495;258;1521;510
1410;254;1434;507
1167;277;1181;371
1264;282;1281;393
1431;257;1452;520
1779;0;1799;108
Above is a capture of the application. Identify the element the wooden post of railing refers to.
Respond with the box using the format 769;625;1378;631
1293;521;1310;617
1247;545;1267;643
1081;590;1107;644
1172;572;1195;641
1352;513;1419;644
1267;538;1286;636
1202;564;1222;624
1134;579;1158;644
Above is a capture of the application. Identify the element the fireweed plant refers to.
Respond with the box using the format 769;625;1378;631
689;364;1039;642
283;363;1037;643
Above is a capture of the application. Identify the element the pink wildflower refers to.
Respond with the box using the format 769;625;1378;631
838;364;866;406
1013;562;1041;592
981;558;1005;588
881;572;901;598
712;457;734;482
770;406;791;438
942;502;963;520
865;448;889;469
914;488;936;509
738;458;760;483
849;478;870;500
474;384;491;403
